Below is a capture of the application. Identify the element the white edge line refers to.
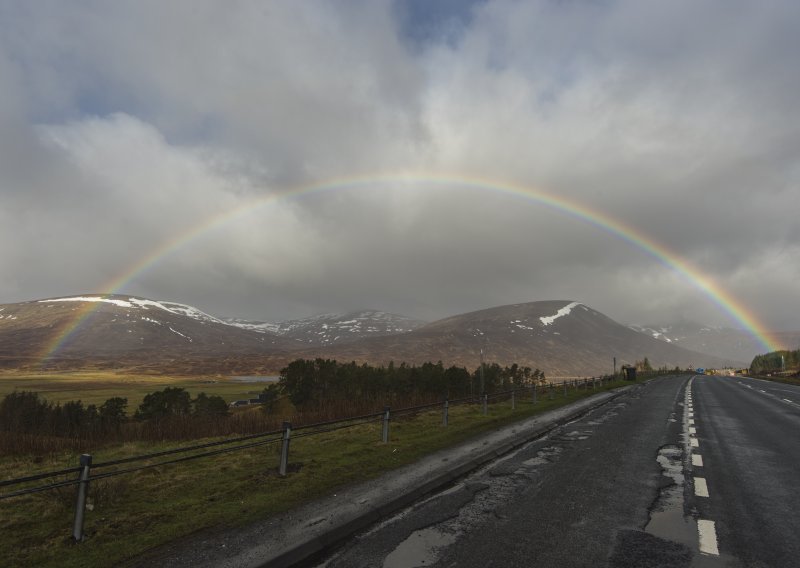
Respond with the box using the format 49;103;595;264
695;477;709;497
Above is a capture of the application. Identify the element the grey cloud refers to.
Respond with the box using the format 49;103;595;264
0;0;798;334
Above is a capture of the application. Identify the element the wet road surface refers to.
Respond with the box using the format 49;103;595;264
688;375;800;567
313;375;705;568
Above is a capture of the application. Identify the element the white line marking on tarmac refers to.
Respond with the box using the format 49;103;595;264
698;520;720;555
689;427;697;434
783;398;793;403
692;454;703;467
689;419;695;425
759;390;766;393
695;477;709;497
691;438;699;448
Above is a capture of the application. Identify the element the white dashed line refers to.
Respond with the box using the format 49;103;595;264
690;437;699;448
759;390;766;393
689;427;697;434
698;520;720;555
695;477;710;497
692;454;704;467
783;398;793;403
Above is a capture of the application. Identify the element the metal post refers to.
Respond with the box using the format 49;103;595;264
563;381;567;397
532;384;537;404
482;393;488;415
511;389;516;410
381;407;390;443
72;453;92;542
592;377;596;389
279;421;292;476
443;399;449;427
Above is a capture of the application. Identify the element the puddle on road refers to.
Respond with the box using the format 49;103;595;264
645;445;697;548
382;526;458;568
521;445;563;467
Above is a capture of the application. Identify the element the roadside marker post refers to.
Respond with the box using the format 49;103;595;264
482;393;488;415
381;407;390;443
532;384;537;404
72;454;92;542
563;381;567;398
443;399;449;427
279;422;292;476
511;389;516;410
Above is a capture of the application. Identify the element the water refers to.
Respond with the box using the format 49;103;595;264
229;375;280;382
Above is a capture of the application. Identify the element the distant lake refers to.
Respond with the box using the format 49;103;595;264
229;375;280;383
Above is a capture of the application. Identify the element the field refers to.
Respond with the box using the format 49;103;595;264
0;377;635;567
0;370;278;409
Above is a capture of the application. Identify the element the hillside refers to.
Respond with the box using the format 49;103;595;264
0;296;299;368
629;322;800;362
297;301;742;376
0;296;744;376
225;310;426;346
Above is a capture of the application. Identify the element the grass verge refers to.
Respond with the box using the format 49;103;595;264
2;380;631;567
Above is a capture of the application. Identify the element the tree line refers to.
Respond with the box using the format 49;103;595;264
0;388;228;439
750;349;800;375
279;359;546;407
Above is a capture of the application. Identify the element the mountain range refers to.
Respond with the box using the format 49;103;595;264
0;295;751;376
629;322;800;364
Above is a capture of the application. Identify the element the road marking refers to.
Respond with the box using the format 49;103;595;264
698;519;720;555
695;477;709;497
692;454;703;467
759;390;766;393
783;398;793;403
689;427;697;434
689;418;695;425
688;412;694;418
690;438;699;448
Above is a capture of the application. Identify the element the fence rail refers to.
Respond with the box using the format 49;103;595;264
1;374;633;541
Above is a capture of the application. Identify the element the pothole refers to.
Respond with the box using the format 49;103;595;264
645;445;697;548
382;526;458;568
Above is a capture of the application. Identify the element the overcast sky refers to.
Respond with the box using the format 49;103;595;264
1;0;798;330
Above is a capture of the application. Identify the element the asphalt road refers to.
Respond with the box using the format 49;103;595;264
689;375;800;567
314;375;696;568
311;374;800;568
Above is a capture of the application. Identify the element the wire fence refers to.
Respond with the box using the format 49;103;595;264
1;375;626;541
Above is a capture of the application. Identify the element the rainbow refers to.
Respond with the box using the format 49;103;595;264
39;173;783;363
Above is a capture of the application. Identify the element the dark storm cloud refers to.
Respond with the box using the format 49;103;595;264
0;0;798;331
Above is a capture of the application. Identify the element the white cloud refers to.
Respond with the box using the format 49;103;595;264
0;0;798;330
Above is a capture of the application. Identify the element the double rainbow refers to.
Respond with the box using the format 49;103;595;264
40;173;782;363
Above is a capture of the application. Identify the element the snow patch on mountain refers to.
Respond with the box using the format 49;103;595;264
540;302;582;326
39;296;230;325
225;310;426;345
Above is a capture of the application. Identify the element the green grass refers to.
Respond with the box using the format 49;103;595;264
1;379;631;567
0;370;275;408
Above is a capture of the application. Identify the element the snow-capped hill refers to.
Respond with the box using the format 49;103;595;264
40;295;230;326
0;295;302;367
314;300;742;376
222;318;282;334
628;321;768;362
228;310;427;346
